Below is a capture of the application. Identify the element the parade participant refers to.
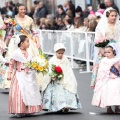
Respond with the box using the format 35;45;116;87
94;7;120;62
91;43;120;114
7;35;42;118
0;14;10;89
42;43;81;112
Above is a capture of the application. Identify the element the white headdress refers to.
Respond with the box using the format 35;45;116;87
108;42;120;58
96;7;120;38
54;43;66;52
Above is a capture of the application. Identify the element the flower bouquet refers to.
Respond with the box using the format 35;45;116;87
25;49;48;74
49;64;64;81
95;38;109;47
4;18;16;27
25;56;48;74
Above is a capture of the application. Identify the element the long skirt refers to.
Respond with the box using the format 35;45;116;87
43;81;82;111
0;65;11;89
9;76;42;114
92;77;120;108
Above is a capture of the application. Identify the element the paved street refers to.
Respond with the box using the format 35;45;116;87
0;69;120;120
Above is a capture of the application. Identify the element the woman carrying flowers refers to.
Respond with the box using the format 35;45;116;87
42;43;81;112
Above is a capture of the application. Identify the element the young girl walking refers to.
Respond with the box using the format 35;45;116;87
91;43;120;114
42;43;81;112
7;35;42;117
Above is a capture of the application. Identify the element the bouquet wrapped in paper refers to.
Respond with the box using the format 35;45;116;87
49;64;64;81
25;49;48;74
95;38;109;47
25;57;48;74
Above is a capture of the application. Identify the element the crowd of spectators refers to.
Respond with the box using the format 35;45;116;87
0;0;119;32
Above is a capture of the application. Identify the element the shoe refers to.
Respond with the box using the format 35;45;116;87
63;108;69;113
115;108;120;114
107;108;114;114
57;109;63;113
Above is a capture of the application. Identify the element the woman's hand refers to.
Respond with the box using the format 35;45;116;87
98;48;105;56
0;24;6;30
33;36;41;48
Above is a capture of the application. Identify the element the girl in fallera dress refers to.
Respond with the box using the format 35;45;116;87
91;43;120;114
7;35;42;118
42;43;81;112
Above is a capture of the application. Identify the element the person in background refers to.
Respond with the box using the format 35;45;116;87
75;6;84;20
104;0;119;14
28;6;35;19
1;2;9;17
35;2;47;19
6;6;13;17
83;18;89;31
88;19;98;32
88;6;95;15
64;18;74;31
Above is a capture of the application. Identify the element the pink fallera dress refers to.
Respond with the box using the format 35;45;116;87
92;57;120;108
8;49;42;114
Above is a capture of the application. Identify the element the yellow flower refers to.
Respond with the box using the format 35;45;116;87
35;65;39;70
40;55;44;58
44;65;48;69
38;66;43;71
32;63;37;68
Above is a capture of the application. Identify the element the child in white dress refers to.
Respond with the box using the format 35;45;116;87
92;44;120;114
42;43;81;112
7;35;42;117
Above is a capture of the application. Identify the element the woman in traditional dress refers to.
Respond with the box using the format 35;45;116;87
5;3;40;59
91;43;120;114
42;43;81;112
7;35;42;118
94;7;120;61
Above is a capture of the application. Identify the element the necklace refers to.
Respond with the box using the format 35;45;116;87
17;14;26;21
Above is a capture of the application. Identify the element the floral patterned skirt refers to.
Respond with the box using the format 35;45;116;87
43;81;82;111
0;64;11;89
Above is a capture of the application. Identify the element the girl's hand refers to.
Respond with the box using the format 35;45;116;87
98;48;105;56
91;86;95;89
7;76;11;81
36;42;41;48
5;62;9;66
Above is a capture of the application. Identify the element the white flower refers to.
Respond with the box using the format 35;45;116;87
58;75;63;78
51;77;56;80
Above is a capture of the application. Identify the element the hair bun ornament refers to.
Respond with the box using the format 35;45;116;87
14;34;20;45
